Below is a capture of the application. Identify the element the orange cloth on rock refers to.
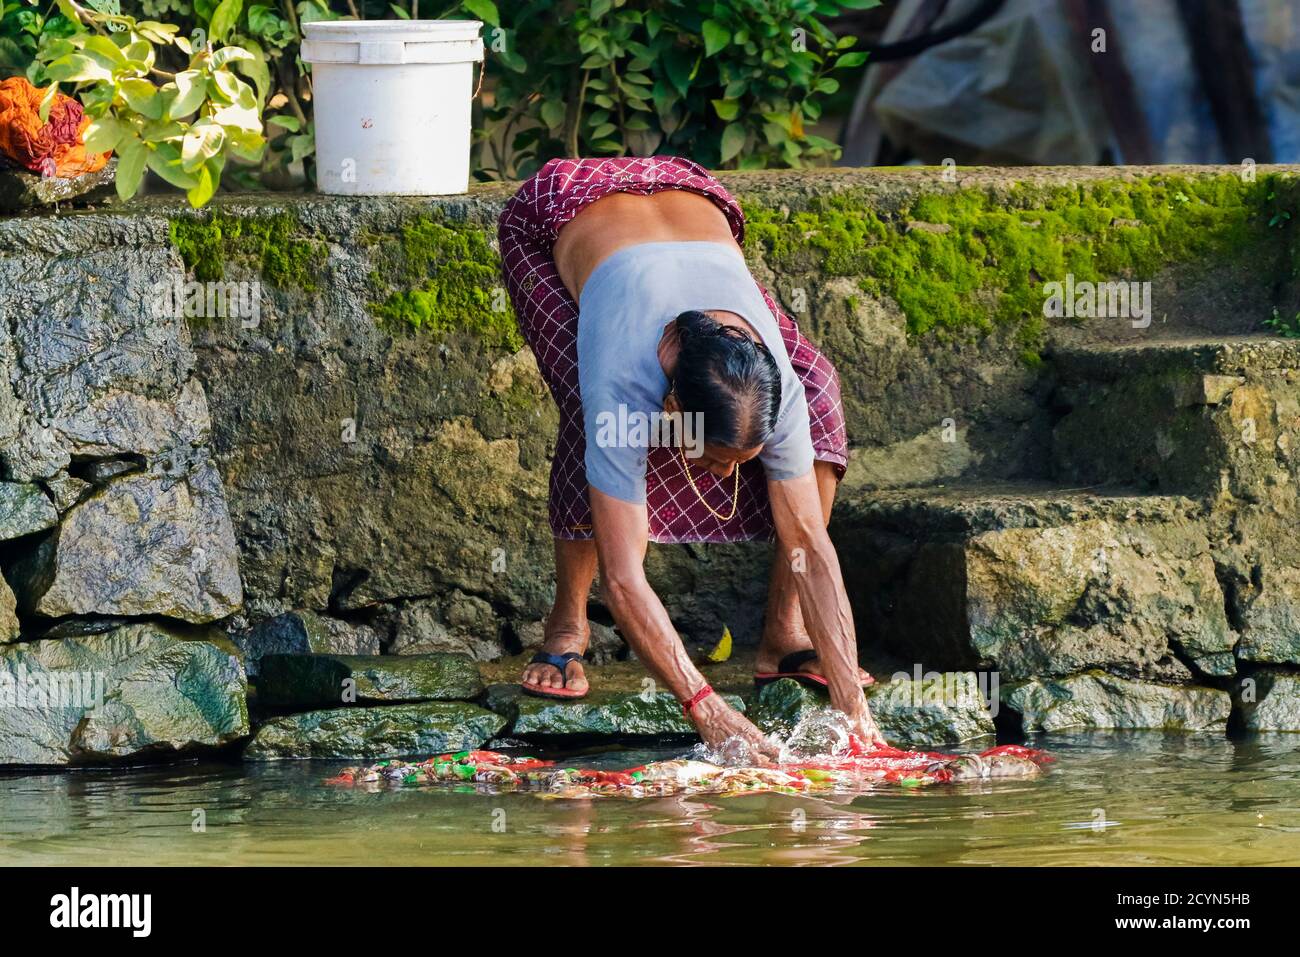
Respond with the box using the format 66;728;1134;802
0;76;110;178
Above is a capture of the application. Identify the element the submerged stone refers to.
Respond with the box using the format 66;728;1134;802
257;652;483;709
1234;670;1300;732
484;684;746;740
244;701;505;760
1004;673;1231;732
0;623;249;765
752;676;996;748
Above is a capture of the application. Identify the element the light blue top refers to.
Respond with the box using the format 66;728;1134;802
576;240;814;504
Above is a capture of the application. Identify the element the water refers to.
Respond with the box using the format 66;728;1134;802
3;733;1299;866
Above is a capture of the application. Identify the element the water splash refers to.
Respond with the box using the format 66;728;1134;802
688;707;856;767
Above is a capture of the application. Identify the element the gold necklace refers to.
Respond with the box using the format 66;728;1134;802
679;444;739;522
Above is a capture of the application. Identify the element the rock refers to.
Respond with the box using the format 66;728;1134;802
0;160;116;212
386;593;504;661
1234;670;1300;732
11;457;243;623
512;619;625;665
0;622;248;765
752;676;996;748
483;683;746;740
832;485;1234;681
1004;673;1232;732
0;482;57;540
257;653;483;709
233;610;382;677
0;224;208;481
244;701;505;760
41;473;91;513
0;573;17;643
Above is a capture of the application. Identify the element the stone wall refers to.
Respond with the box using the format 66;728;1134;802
3;164;1300;764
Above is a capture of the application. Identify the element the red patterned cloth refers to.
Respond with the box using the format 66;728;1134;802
498;156;848;543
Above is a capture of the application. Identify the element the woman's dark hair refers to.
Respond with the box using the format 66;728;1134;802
671;310;782;449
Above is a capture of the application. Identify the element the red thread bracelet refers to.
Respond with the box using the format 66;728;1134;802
682;684;714;716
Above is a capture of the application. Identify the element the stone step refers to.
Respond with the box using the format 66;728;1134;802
830;482;1237;695
1048;334;1300;497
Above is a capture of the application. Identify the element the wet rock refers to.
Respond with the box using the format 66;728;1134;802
483;683;746;740
0;574;17;643
0;622;249;766
244;701;505;760
386;593;504;661
0;482;57;540
233;610;382;677
752;676;996;748
1233;670;1300;732
11;458;243;623
1004;673;1231;732
257;653;483;709
833;485;1234;680
0;160;116;212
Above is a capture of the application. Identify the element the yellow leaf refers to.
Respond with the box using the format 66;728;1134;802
705;625;732;663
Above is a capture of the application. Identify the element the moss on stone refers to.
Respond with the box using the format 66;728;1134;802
742;172;1298;358
367;213;522;352
169;212;325;290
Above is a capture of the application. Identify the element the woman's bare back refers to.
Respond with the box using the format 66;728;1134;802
552;190;739;301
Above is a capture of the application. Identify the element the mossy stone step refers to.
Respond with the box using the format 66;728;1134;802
244;701;504;760
257;653;483;710
831;482;1234;682
483;684;747;741
1003;673;1231;732
754;676;996;748
1051;335;1300;380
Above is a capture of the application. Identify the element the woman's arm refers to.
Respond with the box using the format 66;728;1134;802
767;470;887;747
588;485;778;759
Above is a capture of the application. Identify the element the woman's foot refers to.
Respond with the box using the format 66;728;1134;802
755;631;873;686
520;617;591;697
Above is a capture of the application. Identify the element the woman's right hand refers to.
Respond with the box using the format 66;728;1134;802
690;692;780;765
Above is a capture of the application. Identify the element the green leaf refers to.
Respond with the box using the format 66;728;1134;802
702;19;730;57
169;70;207;119
711;98;739;121
120;77;164;119
81;35;127;69
210;45;254;67
187;160;217;207
389;3;409;17
115;138;147;201
45;54;114;84
82;115;123;154
36;83;58;124
720;122;746;163
267;113;300;132
146;143;200;189
209;68;241;103
539;98;565;130
182;120;226;171
208;0;243;44
460;0;499;27
836;51;868;69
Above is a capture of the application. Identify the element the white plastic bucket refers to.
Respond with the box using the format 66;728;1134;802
301;20;484;195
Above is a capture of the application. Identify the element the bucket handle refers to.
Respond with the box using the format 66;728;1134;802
473;59;484;100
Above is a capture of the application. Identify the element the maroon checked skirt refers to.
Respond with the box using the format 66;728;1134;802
497;155;848;543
